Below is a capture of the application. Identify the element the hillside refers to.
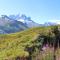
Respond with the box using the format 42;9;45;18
0;26;60;60
0;26;52;60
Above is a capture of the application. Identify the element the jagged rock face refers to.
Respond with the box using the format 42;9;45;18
0;15;28;34
9;14;40;28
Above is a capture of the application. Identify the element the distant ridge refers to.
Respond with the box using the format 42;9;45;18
0;14;59;34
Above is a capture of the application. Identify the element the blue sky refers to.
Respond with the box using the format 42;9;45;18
0;0;60;24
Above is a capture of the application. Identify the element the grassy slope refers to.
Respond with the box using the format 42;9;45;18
0;26;56;59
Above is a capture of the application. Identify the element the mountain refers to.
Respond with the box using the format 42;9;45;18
43;22;57;26
0;15;28;34
9;14;20;20
9;14;40;28
9;14;58;27
0;14;59;34
0;14;41;34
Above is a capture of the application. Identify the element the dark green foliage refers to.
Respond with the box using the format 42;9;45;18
51;26;60;48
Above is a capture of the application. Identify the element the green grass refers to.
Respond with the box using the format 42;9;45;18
0;26;60;60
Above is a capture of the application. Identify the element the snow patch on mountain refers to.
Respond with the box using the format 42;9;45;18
18;19;25;23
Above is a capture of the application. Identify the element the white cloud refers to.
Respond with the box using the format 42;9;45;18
48;20;60;24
